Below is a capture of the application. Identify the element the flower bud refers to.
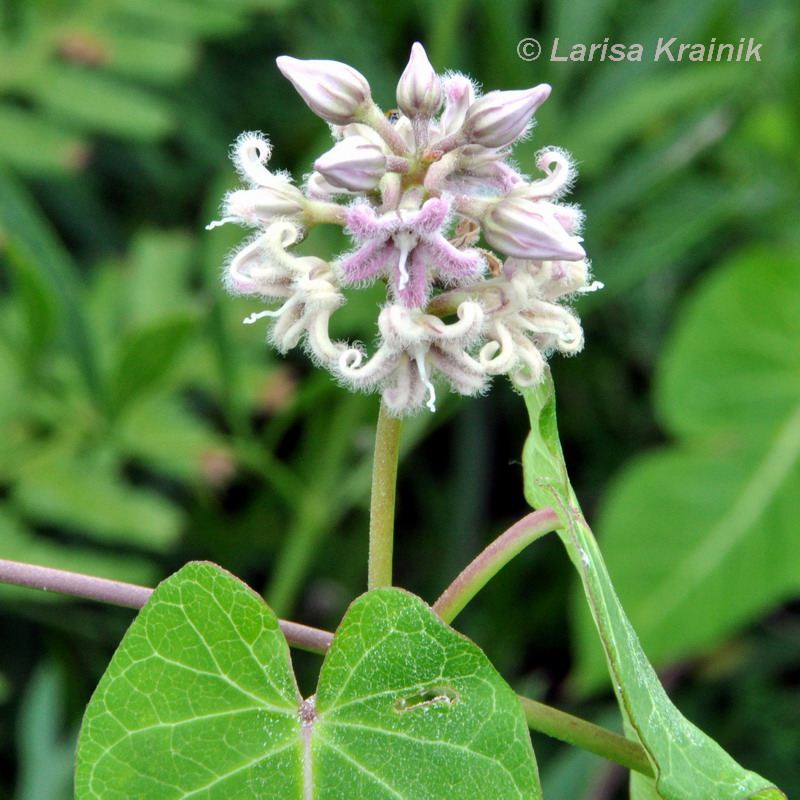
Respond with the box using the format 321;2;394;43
439;74;476;136
396;42;443;118
482;195;586;261
223;185;306;226
462;85;551;148
276;56;372;125
314;135;387;192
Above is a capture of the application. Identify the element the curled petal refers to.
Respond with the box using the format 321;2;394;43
479;322;518;374
270;300;308;352
511;339;546;386
555;313;584;353
227;237;293;297
338;344;399;386
421;301;484;343
305;310;345;364
232;132;274;187
525;149;575;198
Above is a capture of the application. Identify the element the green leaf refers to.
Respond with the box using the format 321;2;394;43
0;168;101;398
521;374;785;800
0;105;85;175
109;313;198;415
13;455;181;551
31;65;173;140
3;241;60;363
76;562;303;798
15;664;75;800
313;587;541;799
656;248;800;443
76;563;541;798
577;248;800;677
521;369;570;515
118;396;225;482
123;230;198;328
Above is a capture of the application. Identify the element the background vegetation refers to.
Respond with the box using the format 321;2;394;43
0;0;797;797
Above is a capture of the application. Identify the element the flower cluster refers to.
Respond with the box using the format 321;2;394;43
208;43;600;415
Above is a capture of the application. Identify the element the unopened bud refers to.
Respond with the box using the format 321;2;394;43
276;56;372;125
396;42;443;118
482;195;586;261
440;75;476;136
463;85;551;148
314;135;387;192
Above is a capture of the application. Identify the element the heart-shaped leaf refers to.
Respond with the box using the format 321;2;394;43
76;562;541;798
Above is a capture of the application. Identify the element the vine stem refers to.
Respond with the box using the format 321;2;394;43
368;400;402;589
0;557;653;776
433;507;561;623
518;696;654;778
0;559;333;654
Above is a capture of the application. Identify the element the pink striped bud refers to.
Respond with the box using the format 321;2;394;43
440;75;476;136
396;42;443;118
482;195;586;261
276;56;372;125
314;135;387;192
462;85;551;148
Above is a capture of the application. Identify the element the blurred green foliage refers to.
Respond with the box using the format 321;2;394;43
0;0;798;797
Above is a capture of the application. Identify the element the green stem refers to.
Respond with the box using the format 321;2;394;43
368;401;402;589
518;695;654;778
433;507;560;623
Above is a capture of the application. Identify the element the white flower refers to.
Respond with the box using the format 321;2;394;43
338;302;486;414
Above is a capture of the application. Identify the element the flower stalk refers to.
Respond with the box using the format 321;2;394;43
368;401;402;589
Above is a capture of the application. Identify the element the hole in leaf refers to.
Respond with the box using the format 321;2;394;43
393;685;459;712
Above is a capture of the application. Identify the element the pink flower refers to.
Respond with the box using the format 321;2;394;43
338;197;484;307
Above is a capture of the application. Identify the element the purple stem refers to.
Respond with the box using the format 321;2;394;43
0;558;333;654
433;507;560;623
